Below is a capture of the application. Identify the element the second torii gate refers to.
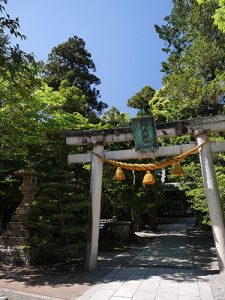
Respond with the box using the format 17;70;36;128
63;114;225;273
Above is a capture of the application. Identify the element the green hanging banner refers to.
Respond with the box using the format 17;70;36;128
132;116;158;151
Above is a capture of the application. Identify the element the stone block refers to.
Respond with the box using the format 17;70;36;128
178;282;200;297
198;281;214;300
138;278;161;291
86;289;115;300
102;281;123;290
82;284;104;297
133;290;156;300
113;283;139;298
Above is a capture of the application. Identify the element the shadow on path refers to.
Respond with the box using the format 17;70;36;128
98;223;218;271
0;223;220;299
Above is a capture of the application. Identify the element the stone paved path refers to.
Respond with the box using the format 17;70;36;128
129;224;193;268
76;224;215;300
75;267;213;300
0;223;218;299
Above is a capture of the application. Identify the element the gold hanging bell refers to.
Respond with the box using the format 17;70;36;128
113;167;125;181
143;171;155;185
172;162;184;176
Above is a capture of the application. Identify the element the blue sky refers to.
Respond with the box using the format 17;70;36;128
7;0;172;116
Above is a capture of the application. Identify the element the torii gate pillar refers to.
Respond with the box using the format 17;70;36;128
85;143;104;270
195;131;225;273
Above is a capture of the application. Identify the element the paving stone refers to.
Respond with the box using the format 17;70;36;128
113;283;139;298
132;290;156;300
172;270;197;282
110;298;131;300
127;272;147;281
104;270;120;279
82;283;104;297
157;286;179;297
138;278;161;291
125;273;146;285
111;269;134;280
179;297;200;300
155;298;178;300
178;282;200;297
87;289;115;300
198;281;214;300
131;268;149;276
75;296;89;300
159;279;179;289
155;291;179;300
145;268;164;279
125;278;143;285
102;281;124;290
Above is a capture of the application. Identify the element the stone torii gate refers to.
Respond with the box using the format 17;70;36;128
63;114;225;273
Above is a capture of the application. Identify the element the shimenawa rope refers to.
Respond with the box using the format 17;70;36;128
92;141;207;171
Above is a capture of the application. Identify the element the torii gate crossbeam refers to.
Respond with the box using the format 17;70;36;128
63;115;225;273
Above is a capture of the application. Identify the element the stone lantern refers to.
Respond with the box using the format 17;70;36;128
14;169;41;217
0;169;42;264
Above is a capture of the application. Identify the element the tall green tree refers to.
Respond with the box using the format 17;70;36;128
0;0;40;91
151;0;225;226
101;106;130;127
0;3;104;263
0;67;95;261
44;36;108;115
197;0;225;32
127;86;155;116
0;0;26;39
151;0;225;121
